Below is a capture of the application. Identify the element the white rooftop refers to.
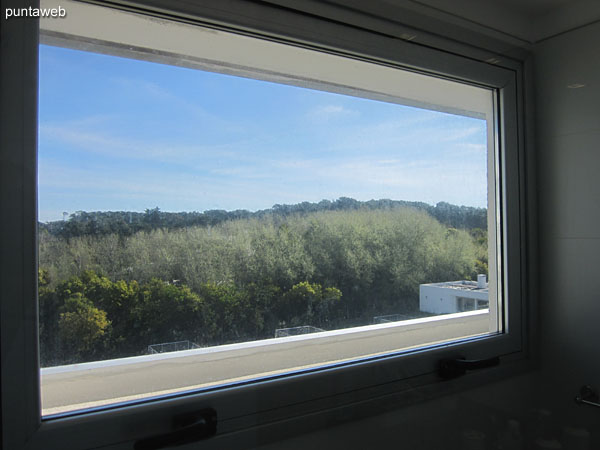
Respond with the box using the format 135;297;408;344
422;280;489;293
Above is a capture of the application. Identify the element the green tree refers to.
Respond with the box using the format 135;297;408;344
58;293;110;362
197;282;253;344
134;279;206;347
39;268;62;366
276;281;341;328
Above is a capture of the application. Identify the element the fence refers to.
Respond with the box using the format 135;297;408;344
274;325;324;338
147;340;201;354
372;313;415;324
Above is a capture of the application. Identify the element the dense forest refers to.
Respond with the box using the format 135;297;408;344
39;198;487;239
38;199;488;367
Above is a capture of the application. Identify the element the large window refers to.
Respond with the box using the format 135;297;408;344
1;0;527;449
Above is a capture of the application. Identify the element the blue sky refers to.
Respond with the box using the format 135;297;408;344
38;45;488;222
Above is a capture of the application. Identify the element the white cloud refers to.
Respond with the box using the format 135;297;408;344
110;77;177;102
439;126;481;142
307;104;358;121
38;123;244;166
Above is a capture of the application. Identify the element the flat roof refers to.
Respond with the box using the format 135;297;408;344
421;280;489;293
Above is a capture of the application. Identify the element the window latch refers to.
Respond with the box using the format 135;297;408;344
134;408;217;450
438;356;500;380
575;385;600;408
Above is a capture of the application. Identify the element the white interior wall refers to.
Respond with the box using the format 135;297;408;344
535;20;600;427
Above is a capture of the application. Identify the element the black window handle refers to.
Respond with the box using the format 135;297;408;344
438;356;500;380
575;385;600;408
134;408;217;450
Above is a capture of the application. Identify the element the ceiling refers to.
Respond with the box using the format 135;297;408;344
386;0;600;43
419;0;571;19
267;0;599;58
488;0;571;17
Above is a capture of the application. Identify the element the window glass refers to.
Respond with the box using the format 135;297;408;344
38;2;499;417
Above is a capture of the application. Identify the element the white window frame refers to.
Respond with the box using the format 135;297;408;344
1;1;529;449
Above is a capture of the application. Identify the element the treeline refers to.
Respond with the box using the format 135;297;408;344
39;207;487;366
39;271;341;366
39;198;487;239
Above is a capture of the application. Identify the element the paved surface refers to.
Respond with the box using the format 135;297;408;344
41;311;489;415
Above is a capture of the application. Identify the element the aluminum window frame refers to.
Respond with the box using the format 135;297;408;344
1;1;528;449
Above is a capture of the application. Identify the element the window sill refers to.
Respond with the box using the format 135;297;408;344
42;310;489;417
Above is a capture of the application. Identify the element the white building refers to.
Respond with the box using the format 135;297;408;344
420;274;489;314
